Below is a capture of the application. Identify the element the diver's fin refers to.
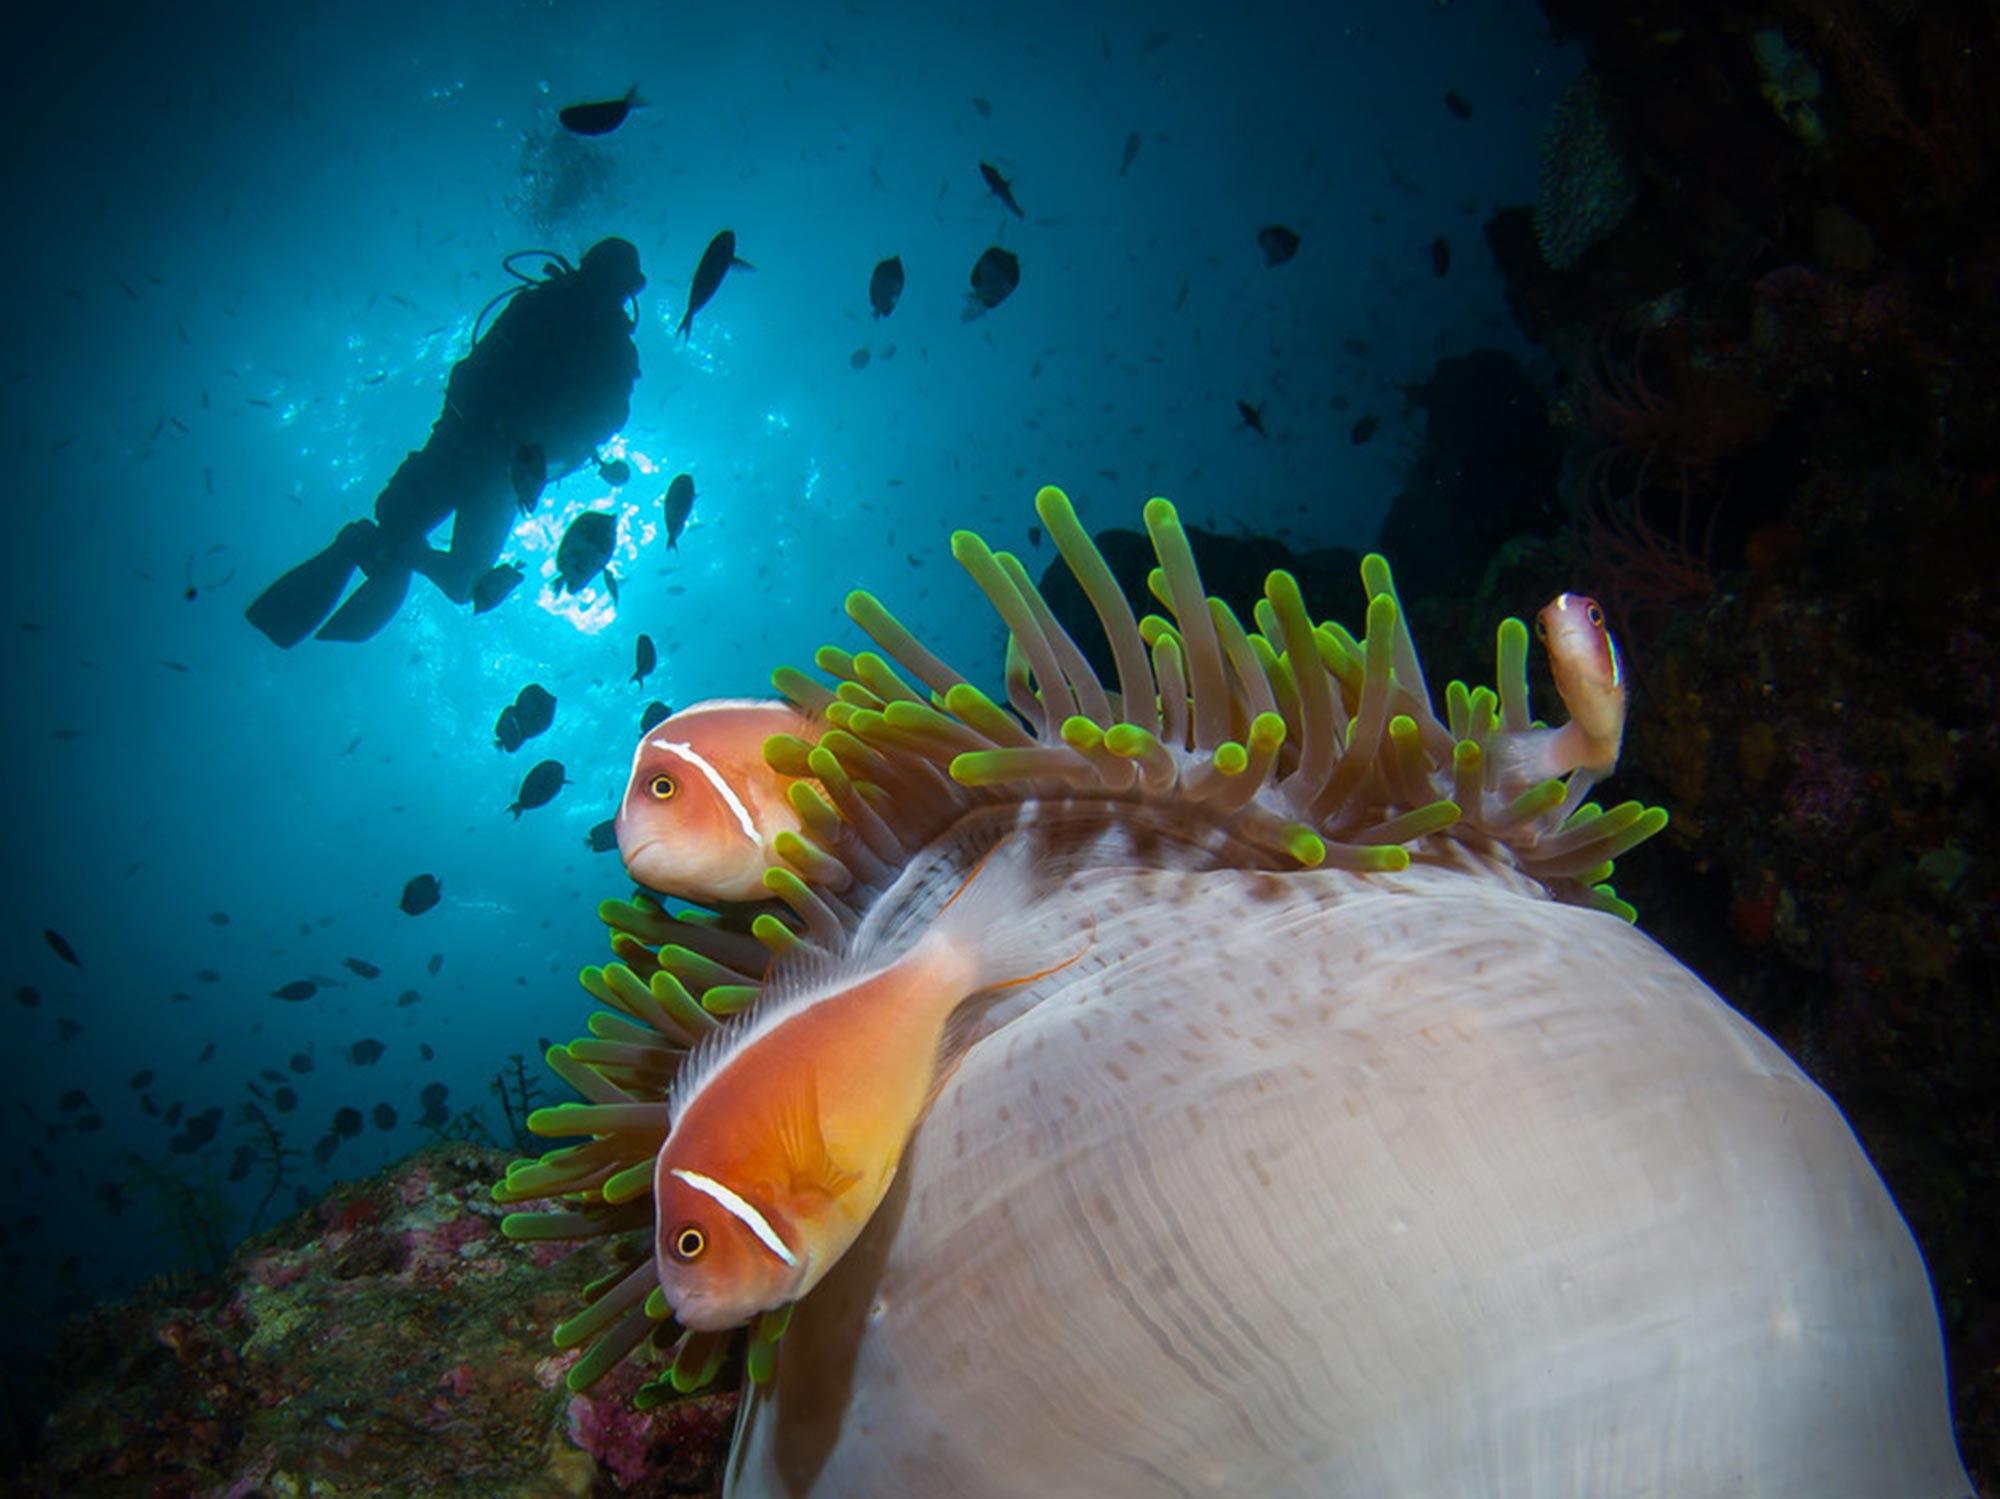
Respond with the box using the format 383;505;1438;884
244;521;374;648
316;566;411;642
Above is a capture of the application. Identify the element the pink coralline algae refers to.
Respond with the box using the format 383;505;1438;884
14;1140;736;1496
567;1363;736;1492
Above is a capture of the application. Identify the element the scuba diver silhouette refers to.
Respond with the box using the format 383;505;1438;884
247;237;644;646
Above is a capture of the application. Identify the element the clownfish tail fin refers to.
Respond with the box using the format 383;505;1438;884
933;832;1095;996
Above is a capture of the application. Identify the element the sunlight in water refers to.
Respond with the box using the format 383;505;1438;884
514;447;665;635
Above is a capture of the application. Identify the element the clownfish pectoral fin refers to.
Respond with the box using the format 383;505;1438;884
774;1071;862;1203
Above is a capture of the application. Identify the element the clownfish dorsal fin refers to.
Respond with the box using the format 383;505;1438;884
774;1069;862;1203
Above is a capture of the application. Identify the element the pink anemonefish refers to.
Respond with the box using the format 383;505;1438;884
614;699;820;905
1491;591;1627;793
652;833;1091;1331
1535;592;1625;776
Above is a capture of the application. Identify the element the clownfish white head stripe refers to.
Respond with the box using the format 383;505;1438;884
652;738;763;846
669;1167;801;1269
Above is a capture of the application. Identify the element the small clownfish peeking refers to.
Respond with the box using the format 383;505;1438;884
614;699;820;905
652;833;1092;1333
1494;592;1627;793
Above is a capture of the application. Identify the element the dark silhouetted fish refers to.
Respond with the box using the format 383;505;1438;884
312;1134;338;1165
510;759;568;818
274;1086;298;1114
373;1103;398;1130
272;979;317;1002
968;246;1020;311
349;1038;386;1067
196;968;221;982
58;1089;89;1112
1431;236;1450;277
640;700;672;733
227;1145;256;1182
130;1070;155;1090
15;986;37;1008
1446;90;1474;120
677;229;753;341
1351;413;1380;445
43;928;81;967
260;1068;288;1085
343;957;382;980
58;1018;82;1042
397;988;422;1008
332;1106;363;1138
869;255;904;319
208;911;230;926
556;510;618;594
1237;399;1267;437
632;633;656;685
514;683;556;738
980;162;1025;218
419;1081;450;1129
1118;132;1141;175
420;1043;436;1061
290;1052;314;1074
400;873;442;915
472;563;524;614
494;704;525;753
850;347;871;370
1257;224;1301;267
664;474;695;550
598;458;630;487
559;86;642;137
510;444;547;515
428;952;443;976
174;1107;222;1153
587;819;619;853
972;96;992;117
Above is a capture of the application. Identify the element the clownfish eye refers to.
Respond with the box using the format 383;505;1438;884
649;774;678;801
670;1224;706;1262
1585;602;1605;628
1534;614;1548;638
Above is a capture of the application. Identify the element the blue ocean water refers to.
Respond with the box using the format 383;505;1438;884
0;0;1566;1375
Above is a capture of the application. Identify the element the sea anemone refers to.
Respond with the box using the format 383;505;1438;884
498;488;1968;1496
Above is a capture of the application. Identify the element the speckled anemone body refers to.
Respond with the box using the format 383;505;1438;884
498;489;1970;1498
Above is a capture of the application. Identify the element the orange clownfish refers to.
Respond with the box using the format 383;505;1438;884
1497;592;1627;791
651;834;1090;1332
1534;592;1626;776
614;699;819;905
